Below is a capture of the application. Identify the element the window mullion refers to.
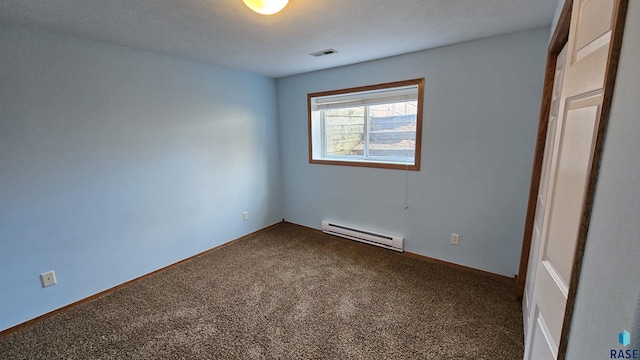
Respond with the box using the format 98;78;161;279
364;106;370;158
321;111;327;157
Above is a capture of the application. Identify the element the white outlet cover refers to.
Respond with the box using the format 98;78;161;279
40;270;57;288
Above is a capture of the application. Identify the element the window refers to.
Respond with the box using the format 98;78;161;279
308;78;424;170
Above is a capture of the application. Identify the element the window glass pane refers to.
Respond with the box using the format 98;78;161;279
324;107;365;157
368;101;417;159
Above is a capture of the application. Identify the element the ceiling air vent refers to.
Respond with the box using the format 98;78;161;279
309;48;338;57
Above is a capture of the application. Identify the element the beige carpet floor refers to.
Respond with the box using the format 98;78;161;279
0;222;524;359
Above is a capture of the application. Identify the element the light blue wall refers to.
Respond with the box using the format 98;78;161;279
566;0;640;357
0;22;282;331
276;28;549;277
550;0;565;39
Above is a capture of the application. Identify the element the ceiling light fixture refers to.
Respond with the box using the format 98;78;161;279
242;0;289;15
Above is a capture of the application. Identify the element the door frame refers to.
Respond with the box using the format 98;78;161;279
516;0;629;358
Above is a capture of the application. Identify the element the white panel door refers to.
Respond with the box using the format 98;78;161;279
522;44;567;342
523;0;616;358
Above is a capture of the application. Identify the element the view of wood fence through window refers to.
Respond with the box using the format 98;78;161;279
324;102;417;159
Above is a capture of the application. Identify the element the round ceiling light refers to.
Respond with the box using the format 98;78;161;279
242;0;289;15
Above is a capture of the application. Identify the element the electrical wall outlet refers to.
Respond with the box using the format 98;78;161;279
243;211;249;221
451;233;460;246
40;270;57;288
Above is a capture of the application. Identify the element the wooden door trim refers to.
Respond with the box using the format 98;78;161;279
557;0;628;358
515;0;573;298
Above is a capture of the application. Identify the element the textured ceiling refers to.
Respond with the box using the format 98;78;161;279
0;0;557;78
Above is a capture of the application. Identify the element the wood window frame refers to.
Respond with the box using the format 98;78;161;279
307;78;424;171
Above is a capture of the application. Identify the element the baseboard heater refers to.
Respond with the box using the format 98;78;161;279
321;220;404;252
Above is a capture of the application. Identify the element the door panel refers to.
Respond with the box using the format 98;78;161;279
574;0;614;52
543;97;601;281
532;308;558;360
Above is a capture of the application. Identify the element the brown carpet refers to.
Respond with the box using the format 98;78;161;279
0;222;524;359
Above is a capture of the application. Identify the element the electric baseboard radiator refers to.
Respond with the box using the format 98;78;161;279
321;220;404;252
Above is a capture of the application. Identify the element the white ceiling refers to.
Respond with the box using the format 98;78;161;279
0;0;558;78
